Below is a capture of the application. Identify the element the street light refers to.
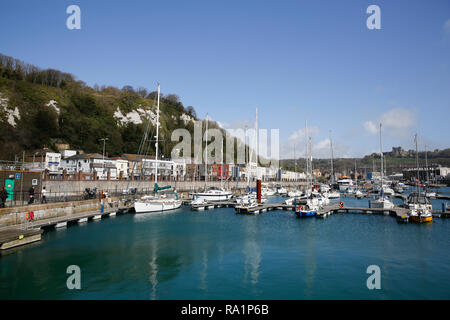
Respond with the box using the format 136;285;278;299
100;138;109;179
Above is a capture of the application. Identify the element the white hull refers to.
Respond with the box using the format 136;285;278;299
134;199;182;213
371;199;394;209
191;193;232;202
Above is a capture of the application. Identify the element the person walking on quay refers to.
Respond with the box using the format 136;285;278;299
0;186;8;208
28;186;35;204
41;186;47;204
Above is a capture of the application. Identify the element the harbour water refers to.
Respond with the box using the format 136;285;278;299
1;189;449;300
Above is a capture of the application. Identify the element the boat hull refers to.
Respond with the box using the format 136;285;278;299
191;193;232;202
134;200;182;213
295;210;317;217
410;215;433;223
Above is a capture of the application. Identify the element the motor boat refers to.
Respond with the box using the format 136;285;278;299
295;197;320;217
355;189;364;198
276;186;288;196
288;189;303;197
327;190;340;199
190;186;233;202
262;187;276;196
337;179;354;192
409;204;432;223
320;184;331;193
191;197;208;210
235;192;267;205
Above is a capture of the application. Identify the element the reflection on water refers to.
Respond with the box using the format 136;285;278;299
199;249;208;292
243;217;261;287
1;190;450;300
149;239;158;300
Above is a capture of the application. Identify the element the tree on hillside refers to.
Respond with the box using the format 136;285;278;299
186;106;197;118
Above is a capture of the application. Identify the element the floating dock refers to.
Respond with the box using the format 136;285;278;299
0;228;44;250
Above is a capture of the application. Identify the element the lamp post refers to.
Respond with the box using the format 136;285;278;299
100;138;109;179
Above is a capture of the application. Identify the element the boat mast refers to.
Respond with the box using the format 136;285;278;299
329;130;334;184
305;120;309;192
294;144;297;183
205;113;208;189
415;133;419;194
155;84;160;186
425;143;429;183
255;107;259;180
379;123;383;190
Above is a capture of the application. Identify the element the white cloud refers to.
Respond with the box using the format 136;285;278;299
363;108;417;138
363;121;378;134
444;18;450;34
288;126;320;142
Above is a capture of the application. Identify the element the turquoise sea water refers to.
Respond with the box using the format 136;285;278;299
1;189;449;300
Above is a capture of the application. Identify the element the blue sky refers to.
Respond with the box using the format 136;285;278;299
1;0;449;158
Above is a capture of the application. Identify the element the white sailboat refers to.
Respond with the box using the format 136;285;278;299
372;123;394;210
134;84;182;213
408;134;432;223
191;113;232;202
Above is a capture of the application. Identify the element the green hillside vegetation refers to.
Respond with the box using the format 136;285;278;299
0;53;231;161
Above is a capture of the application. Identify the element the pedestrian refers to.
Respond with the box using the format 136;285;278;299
0;186;7;208
41;186;47;204
28;186;35;204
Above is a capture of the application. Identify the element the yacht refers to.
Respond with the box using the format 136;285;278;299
337;179;354;192
405;192;432;211
262;187;276;196
288;189;303;198
370;123;395;211
371;194;395;209
326;190;340;199
409;204;433;223
355;189;364;198
235;192;267;205
295;197;320;217
191;186;233;202
276;185;288;196
133;84;182;213
135;192;182;213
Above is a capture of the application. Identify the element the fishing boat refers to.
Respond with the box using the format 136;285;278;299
133;84;182;214
409;205;432;223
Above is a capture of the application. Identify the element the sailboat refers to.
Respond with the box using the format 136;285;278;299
134;84;182;213
408;134;432;223
296;123;320;217
190;113;232;202
236;108;263;211
371;123;395;210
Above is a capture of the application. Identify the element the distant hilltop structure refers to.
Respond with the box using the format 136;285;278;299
366;146;448;159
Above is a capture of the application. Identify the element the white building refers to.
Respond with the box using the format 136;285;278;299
25;151;61;174
61;149;77;159
61;153;117;180
111;157;129;179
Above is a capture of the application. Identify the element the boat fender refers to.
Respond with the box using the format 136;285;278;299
339;201;344;208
